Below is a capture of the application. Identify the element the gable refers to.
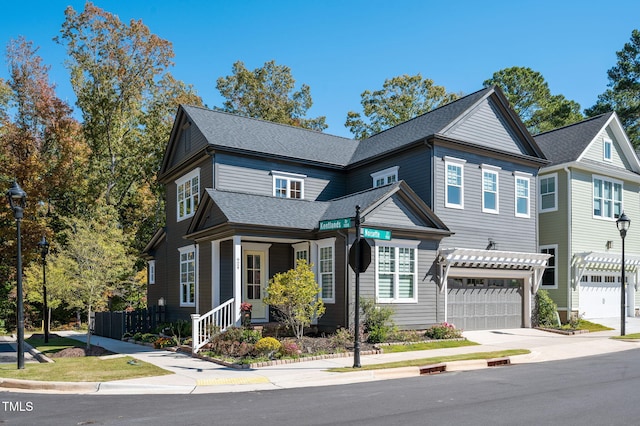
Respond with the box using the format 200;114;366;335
580;122;636;171
442;97;530;156
364;194;436;230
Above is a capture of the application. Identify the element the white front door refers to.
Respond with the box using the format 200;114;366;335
244;250;267;321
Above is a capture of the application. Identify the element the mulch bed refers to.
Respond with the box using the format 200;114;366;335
31;333;114;358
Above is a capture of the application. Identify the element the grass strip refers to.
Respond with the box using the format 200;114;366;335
381;340;478;353
611;333;640;340
0;356;172;382
327;349;530;372
574;320;613;332
25;335;83;355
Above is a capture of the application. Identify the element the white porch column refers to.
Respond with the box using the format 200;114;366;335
233;236;242;324
212;240;220;308
523;275;532;328
628;270;636;317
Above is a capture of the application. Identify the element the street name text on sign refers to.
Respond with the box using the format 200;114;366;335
361;227;392;240
319;218;352;231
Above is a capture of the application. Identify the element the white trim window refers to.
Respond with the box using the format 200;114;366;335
316;239;335;303
514;172;531;218
176;168;200;221
445;157;465;209
148;260;156;285
272;171;306;199
593;175;622;220
293;242;309;262
376;241;418;303
539;173;557;213
540;245;557;288
179;246;196;307
481;164;500;214
371;166;399;188
603;138;613;161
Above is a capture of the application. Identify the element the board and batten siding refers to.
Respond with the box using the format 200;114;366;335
433;146;538;253
581;127;630;170
168;122;209;171
214;153;345;201
444;99;528;156
538;170;569;308
347;146;432;203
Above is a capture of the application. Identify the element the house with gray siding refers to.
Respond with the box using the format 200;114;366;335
535;112;640;322
144;86;550;346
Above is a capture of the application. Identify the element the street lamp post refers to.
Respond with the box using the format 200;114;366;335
616;212;631;337
6;181;27;369
38;236;50;343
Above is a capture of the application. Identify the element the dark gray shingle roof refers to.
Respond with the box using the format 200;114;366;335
183;106;358;167
348;88;492;164
534;112;613;165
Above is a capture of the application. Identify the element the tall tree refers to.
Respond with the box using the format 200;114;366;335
0;37;89;331
345;74;459;139
56;2;202;247
586;29;640;147
216;60;327;131
58;202;133;348
484;66;583;134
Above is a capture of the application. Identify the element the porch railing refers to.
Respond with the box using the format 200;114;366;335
191;298;236;354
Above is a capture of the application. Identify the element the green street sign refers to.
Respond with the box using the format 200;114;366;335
361;227;392;240
319;218;352;231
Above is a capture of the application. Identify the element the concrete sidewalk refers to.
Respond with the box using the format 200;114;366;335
2;317;640;395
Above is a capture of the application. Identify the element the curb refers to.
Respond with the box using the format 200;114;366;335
24;341;54;364
0;377;99;393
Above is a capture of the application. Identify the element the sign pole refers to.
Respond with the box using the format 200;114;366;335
353;205;361;368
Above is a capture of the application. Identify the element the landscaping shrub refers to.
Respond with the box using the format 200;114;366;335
533;289;559;327
254;337;282;356
242;328;263;344
153;336;173;349
279;339;300;358
330;327;352;349
424;322;462;339
206;326;261;358
361;298;396;343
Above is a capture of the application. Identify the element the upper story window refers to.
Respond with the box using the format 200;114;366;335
272;171;306;199
540;245;557;288
178;246;196;307
371;166;399;188
176;168;200;221
148;260;156;285
444;157;465;209
539;173;557;213
593;175;622;220
481;164;500;214
514;172;531;218
376;241;419;303
603;138;612;161
316;239;335;303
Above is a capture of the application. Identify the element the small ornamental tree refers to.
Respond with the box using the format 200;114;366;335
263;259;325;340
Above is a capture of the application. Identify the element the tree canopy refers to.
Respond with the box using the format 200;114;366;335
345;74;459;139
56;2;202;249
216;60;327;132
483;66;583;134
586;29;640;147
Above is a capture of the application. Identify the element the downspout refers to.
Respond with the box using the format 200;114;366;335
338;230;350;329
565;166;572;320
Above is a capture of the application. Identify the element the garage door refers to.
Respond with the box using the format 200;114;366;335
447;278;523;330
579;274;621;318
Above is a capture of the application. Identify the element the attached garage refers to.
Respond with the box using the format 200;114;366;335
439;248;550;331
447;278;523;330
579;274;620;318
574;252;640;319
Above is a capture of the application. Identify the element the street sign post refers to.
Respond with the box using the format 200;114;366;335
361;227;391;240
319;218;352;231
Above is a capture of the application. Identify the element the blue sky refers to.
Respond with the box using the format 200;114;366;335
1;0;639;138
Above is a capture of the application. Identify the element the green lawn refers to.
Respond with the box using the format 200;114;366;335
328;349;530;372
611;333;640;340
572;320;614;332
381;339;478;353
0;334;172;382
